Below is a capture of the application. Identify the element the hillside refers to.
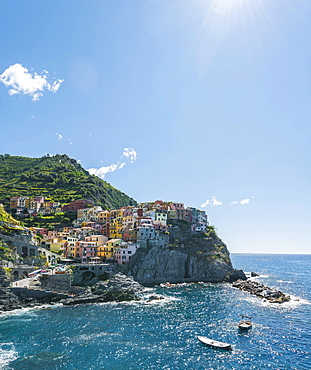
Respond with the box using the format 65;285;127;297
0;154;137;210
0;204;21;226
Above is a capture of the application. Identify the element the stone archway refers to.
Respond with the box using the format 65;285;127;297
81;270;96;280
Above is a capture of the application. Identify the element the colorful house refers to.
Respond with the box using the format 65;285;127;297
98;238;123;260
114;242;140;265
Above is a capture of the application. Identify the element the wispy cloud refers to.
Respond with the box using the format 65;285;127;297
201;196;223;207
56;133;73;145
88;162;126;178
0;63;63;101
123;148;137;163
88;147;138;179
231;196;254;205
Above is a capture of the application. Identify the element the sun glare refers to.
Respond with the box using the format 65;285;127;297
191;0;268;75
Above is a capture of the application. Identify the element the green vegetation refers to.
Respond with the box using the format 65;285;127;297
0;154;137;210
206;225;217;238
21;211;76;229
0;242;16;262
0;204;21;226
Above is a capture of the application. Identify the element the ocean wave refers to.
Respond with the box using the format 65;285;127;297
0;343;18;370
277;280;294;284
0;304;62;319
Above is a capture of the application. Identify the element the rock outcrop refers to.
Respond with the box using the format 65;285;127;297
129;220;246;285
0;273;144;312
0;288;24;311
232;279;290;304
61;273;144;306
0;267;10;287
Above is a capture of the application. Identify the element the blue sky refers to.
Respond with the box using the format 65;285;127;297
1;0;310;254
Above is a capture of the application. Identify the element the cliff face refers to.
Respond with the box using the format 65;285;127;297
128;220;245;286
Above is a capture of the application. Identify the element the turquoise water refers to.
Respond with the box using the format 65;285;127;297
1;254;311;369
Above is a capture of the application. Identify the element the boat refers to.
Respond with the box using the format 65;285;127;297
28;269;48;277
197;336;232;351
238;315;252;331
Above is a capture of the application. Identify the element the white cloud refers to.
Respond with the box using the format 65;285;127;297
201;196;223;207
88;147;138;179
231;197;253;205
0;63;64;101
122;148;137;163
88;162;126;178
68;139;73;145
56;133;63;140
201;200;210;207
240;198;250;205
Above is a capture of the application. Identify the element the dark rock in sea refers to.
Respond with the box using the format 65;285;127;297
147;295;165;301
232;279;290;304
226;269;247;283
251;271;260;277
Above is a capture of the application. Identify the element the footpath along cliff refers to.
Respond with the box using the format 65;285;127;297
129;220;246;286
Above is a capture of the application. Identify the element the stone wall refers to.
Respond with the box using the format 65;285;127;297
40;274;72;292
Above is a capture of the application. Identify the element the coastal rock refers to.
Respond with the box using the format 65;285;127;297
61;273;144;306
147;295;165;301
0;288;23;311
129;220;246;285
232;279;290;304
0;267;10;287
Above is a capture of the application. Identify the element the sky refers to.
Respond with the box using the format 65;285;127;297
1;0;310;254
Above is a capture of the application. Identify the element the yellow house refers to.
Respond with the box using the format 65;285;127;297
109;210;123;239
98;210;110;223
98;238;123;260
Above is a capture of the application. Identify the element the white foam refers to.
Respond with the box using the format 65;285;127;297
0;343;18;369
239;291;310;309
277;280;293;284
0;303;62;318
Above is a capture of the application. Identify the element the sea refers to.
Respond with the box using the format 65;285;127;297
0;254;310;370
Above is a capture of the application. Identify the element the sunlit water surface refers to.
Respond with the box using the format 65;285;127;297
1;254;310;369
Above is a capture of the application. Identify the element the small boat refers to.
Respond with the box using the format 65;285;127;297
28;269;48;277
197;336;232;351
238;315;252;331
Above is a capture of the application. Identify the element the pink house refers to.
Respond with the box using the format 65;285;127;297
78;241;98;263
114;242;140;265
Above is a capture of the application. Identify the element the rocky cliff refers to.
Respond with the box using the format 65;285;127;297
128;220;245;286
